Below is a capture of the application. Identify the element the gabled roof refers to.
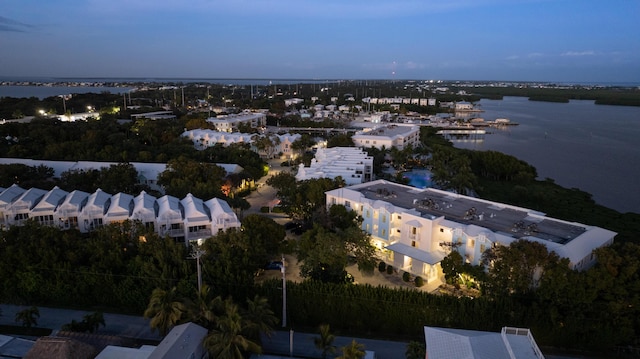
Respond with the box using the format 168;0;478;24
156;195;182;221
82;189;112;213
105;193;134;219
181;193;210;223
132;191;158;220
12;187;47;210
0;184;26;207
57;190;90;212
31;186;69;213
205;197;233;217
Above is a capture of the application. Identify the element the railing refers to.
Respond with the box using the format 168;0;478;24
162;228;185;237
501;327;545;359
186;229;212;240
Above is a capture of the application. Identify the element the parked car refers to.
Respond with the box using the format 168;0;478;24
264;261;283;270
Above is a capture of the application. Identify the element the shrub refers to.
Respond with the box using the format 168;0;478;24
402;272;411;282
378;261;387;273
386;265;394;275
414;276;424;287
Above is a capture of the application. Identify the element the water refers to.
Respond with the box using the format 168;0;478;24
0;85;134;99
403;169;433;189
454;96;640;214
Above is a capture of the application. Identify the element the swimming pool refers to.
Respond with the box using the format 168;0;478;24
403;169;433;189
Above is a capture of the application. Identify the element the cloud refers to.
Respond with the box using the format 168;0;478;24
561;51;595;57
0;16;34;32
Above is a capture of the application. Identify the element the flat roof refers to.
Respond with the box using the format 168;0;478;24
356;181;586;245
354;124;417;138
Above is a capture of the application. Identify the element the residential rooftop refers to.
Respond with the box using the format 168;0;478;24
358;181;586;245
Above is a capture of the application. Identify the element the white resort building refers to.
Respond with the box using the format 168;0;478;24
295;147;373;185
0;185;240;246
325;180;616;284
352;124;420;150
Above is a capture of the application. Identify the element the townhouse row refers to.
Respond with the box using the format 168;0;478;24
0;184;240;245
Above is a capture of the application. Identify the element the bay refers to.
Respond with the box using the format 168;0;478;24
454;96;640;214
0;85;134;99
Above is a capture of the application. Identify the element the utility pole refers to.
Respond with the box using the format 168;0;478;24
281;253;287;327
190;247;205;293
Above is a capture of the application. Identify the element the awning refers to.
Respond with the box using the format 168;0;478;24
385;242;445;265
406;219;422;228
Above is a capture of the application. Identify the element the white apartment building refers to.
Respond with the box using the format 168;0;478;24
352;124;420;150
295;147;373;185
326;180;616;284
0;186;240;246
206;111;266;132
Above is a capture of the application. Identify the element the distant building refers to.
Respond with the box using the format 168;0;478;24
131;111;176;120
206;111;266;132
351;124;420;150
424;326;545;359
295;147;373;185
326;179;616;283
455;101;474;111
182;129;254;148
285;98;304;107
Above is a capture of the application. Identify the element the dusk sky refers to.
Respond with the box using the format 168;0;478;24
1;0;639;83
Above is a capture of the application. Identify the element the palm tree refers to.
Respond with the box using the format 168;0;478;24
314;324;336;359
15;306;40;328
336;339;366;359
203;299;262;359
144;287;186;336
243;295;278;341
82;312;105;333
186;284;223;329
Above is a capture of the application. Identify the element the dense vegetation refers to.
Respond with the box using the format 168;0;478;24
459;85;640;106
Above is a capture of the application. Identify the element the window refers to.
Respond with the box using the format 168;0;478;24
480;244;486;253
411;241;416;247
345;200;351;208
365;210;370;218
412;227;417;235
440;228;444;233
381;215;386;223
468;239;475;247
14;213;28;220
381;229;387;236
